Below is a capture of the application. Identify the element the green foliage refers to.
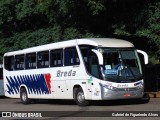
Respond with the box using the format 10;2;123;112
113;24;131;36
62;27;96;40
1;26;61;51
36;0;73;23
0;0;14;25
0;0;159;64
136;1;160;48
0;25;95;62
87;0;105;15
16;0;37;20
149;55;159;64
112;0;160;50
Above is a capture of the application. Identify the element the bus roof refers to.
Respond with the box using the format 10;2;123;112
4;38;134;56
77;38;134;47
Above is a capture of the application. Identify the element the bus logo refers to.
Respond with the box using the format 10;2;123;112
56;70;76;77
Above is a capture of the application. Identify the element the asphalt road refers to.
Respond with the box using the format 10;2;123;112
0;96;160;120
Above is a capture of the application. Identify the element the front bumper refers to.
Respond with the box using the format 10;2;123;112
101;87;144;100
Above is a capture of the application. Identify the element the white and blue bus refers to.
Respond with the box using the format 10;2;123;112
3;38;148;106
0;64;4;96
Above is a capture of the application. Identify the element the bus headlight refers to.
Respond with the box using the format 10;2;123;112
104;85;117;91
137;84;143;89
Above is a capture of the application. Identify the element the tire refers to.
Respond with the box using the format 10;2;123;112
75;88;89;106
141;93;150;103
20;88;31;105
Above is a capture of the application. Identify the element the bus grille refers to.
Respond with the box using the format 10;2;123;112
117;87;139;92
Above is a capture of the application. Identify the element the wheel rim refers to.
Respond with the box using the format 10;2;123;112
22;92;27;102
77;91;85;103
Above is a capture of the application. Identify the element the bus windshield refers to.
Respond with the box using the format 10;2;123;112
100;48;142;83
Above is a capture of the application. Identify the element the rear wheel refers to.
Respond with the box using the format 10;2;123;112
75;88;89;106
20;88;31;105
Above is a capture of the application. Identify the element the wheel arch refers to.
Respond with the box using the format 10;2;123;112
19;85;30;98
73;84;87;100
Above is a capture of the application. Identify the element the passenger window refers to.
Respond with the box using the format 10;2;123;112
37;51;49;68
50;49;63;67
26;53;36;69
15;55;24;70
65;47;80;66
4;56;14;71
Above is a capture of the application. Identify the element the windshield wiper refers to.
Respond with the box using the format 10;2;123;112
125;64;138;82
118;51;135;82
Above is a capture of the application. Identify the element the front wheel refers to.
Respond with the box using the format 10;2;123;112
141;93;150;103
75;88;89;106
20;88;31;105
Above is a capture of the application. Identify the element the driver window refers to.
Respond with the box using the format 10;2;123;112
80;46;101;78
90;52;100;78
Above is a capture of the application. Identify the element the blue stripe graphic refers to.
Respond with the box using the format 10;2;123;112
6;74;50;95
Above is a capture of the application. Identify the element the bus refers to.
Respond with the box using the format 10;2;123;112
3;38;148;106
0;64;4;96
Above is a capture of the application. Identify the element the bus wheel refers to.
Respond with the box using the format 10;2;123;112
141;93;150;103
75;88;89;106
20;88;31;105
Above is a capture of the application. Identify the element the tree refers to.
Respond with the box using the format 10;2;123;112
0;0;159;63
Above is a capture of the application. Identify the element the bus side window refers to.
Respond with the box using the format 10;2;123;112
80;46;101;79
37;51;49;68
15;55;24;70
4;56;14;71
50;49;63;67
65;47;80;66
26;53;36;69
80;46;91;73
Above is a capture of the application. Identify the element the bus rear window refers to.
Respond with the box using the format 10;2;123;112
4;56;14;71
0;67;3;80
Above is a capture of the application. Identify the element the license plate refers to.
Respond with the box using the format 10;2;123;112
123;93;131;97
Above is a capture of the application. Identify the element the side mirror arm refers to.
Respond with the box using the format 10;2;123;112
137;50;148;64
91;49;103;65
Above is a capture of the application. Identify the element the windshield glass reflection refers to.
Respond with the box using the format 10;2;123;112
100;49;142;83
